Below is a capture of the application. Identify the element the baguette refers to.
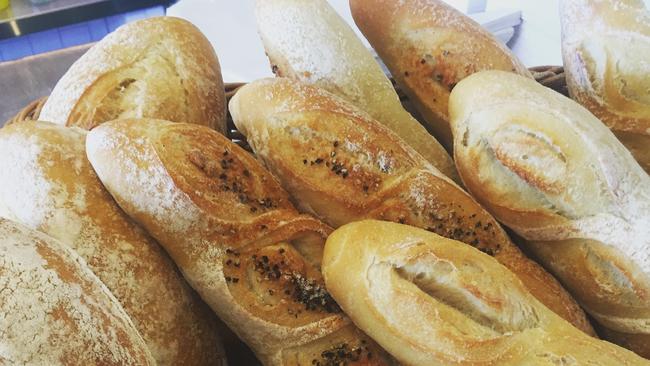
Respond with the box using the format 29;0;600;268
0;121;226;366
85;118;394;366
0;218;156;365
349;0;531;150
323;220;649;365
229;77;594;335
39;17;226;132
449;70;650;357
561;0;650;174
255;0;458;181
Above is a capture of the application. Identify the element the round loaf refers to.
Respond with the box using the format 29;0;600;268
0;217;155;365
0;121;226;366
39;16;226;132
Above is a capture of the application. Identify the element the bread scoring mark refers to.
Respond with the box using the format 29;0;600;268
487;125;568;194
393;248;541;335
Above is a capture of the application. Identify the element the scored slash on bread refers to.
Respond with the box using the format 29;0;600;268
0;218;156;365
39;17;227;133
449;70;650;358
229;77;595;336
322;221;649;365
349;0;531;151
0;121;227;366
254;0;458;182
85;118;395;366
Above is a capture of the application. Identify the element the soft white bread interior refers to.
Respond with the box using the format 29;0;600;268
0;121;226;366
85;118;394;366
0;217;156;365
255;0;457;181
229;77;594;335
561;0;650;174
39;17;226;132
349;0;532;150
323;220;649;365
449;70;650;357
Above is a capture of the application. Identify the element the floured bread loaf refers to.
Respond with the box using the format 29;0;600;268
39;17;226;132
0;218;156;365
229;77;594;336
255;0;457;181
561;0;650;174
0;121;226;366
85;118;395;366
323;220;649;365
449;70;650;357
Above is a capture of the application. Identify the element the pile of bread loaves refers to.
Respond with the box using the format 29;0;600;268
1;0;649;365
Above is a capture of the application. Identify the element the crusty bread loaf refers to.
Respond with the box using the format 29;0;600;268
349;0;531;150
229;77;594;335
39;17;226;132
449;70;650;357
85;118;394;366
0;218;156;365
561;0;650;174
255;0;458;181
323;220;649;365
0;121;226;366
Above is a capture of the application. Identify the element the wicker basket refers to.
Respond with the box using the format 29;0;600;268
4;66;568;151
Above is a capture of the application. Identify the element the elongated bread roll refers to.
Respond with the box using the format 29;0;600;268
349;0;531;150
255;0;457;182
0;218;156;365
229;77;594;335
449;70;650;357
323;220;649;365
561;0;650;174
0;121;226;366
85;119;394;366
39;17;226;132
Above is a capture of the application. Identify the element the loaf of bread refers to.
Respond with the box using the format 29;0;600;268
0;121;226;366
349;0;531;150
449;70;650;357
323;220;649;365
85;118;394;365
255;0;457;181
229;77;594;335
561;0;650;174
0;218;156;365
39;17;226;132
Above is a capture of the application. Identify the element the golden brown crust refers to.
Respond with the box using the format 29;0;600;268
349;0;531;150
449;70;650;357
229;77;594;336
86;118;394;366
39;17;226;132
323;220;648;365
561;0;650;174
0;121;226;366
0;218;156;365
255;0;458;182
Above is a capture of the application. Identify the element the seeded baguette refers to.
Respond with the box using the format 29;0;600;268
86;118;395;366
349;0;531;150
230;77;595;336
